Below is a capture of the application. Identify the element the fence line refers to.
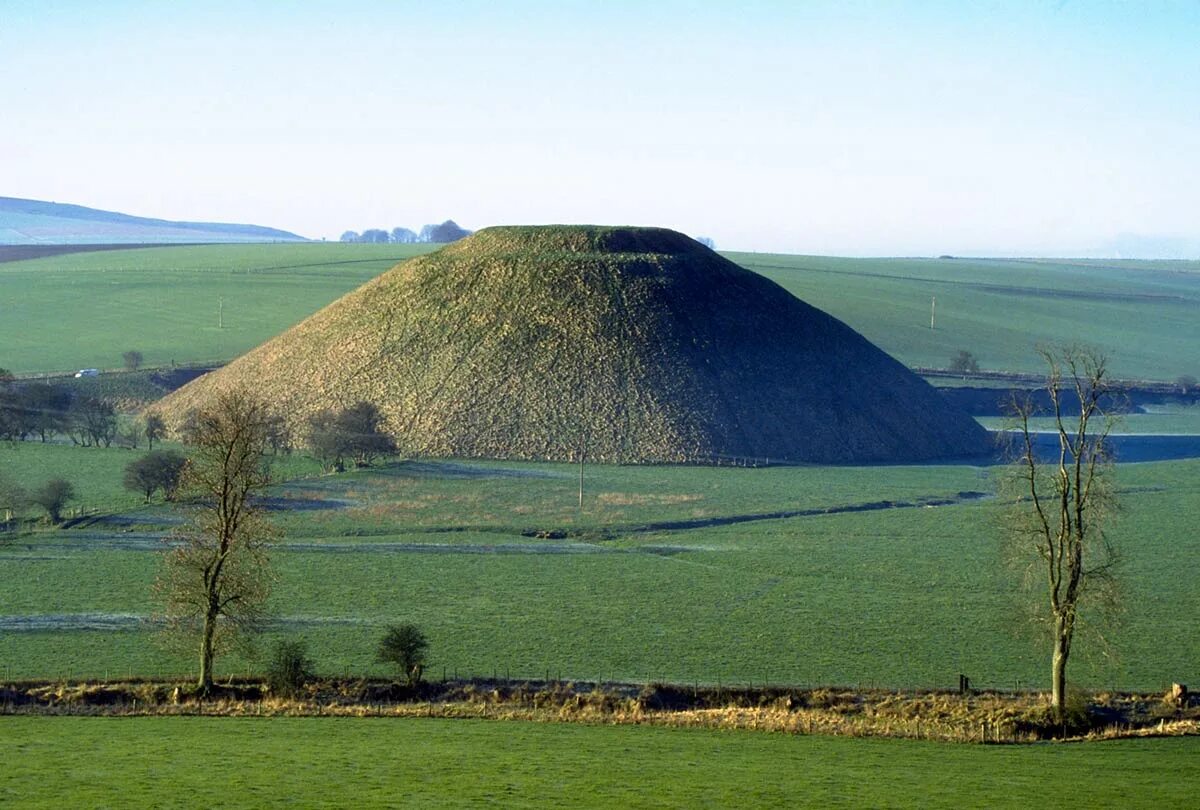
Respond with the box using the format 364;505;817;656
0;660;1153;698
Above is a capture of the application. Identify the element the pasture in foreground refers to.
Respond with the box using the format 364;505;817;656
2;442;1197;692
2;716;1198;808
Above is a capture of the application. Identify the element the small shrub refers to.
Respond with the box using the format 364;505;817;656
949;350;980;375
377;623;429;685
266;639;313;698
30;478;75;523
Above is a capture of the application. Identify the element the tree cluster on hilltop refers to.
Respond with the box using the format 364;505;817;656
340;220;472;244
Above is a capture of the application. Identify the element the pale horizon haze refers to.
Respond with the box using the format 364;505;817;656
3;0;1198;257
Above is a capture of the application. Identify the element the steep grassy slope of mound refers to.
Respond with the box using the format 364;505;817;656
153;226;990;463
0;196;305;244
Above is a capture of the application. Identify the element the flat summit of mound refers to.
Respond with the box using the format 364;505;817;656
155;225;990;463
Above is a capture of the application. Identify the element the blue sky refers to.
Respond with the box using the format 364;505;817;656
3;0;1198;255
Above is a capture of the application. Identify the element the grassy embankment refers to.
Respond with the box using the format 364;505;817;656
2;716;1198;808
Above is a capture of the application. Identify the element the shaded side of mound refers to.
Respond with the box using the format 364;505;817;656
152;226;990;464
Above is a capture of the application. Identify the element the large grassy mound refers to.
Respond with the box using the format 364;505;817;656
153;226;989;463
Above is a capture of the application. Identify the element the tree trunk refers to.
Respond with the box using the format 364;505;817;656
199;604;217;693
1051;618;1069;718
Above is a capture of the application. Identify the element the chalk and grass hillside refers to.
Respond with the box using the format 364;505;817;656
0;242;437;374
0;196;305;245
153;226;988;464
732;252;1200;382
2;445;1196;692
3;717;1197;808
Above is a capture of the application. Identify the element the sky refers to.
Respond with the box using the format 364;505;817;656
2;0;1198;256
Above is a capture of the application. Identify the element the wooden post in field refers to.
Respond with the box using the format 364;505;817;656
578;447;584;509
930;296;936;330
218;297;225;329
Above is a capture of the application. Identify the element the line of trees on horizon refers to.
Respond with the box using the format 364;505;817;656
340;220;472;245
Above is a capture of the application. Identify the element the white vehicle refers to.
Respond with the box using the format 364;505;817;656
74;368;99;378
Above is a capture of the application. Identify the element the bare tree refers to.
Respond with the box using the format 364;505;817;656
118;421;143;449
69;396;118;447
144;413;166;451
307;401;395;471
124;450;187;503
949;350;980;375
22;383;71;442
123;350;144;371
30;478;75;523
155;391;277;694
264;412;294;456
1005;345;1120;719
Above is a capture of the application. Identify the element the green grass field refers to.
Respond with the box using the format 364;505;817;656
976;402;1200;435
3;716;1197;808
729;252;1200;381
1;243;436;374
4;243;1198;380
3;442;1197;692
4;243;1198;808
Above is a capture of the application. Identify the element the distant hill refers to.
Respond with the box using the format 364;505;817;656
154;225;990;464
0;196;306;244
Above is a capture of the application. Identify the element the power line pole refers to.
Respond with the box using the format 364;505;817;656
930;296;936;330
218;297;225;330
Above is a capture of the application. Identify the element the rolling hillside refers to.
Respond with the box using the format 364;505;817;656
0;196;305;244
